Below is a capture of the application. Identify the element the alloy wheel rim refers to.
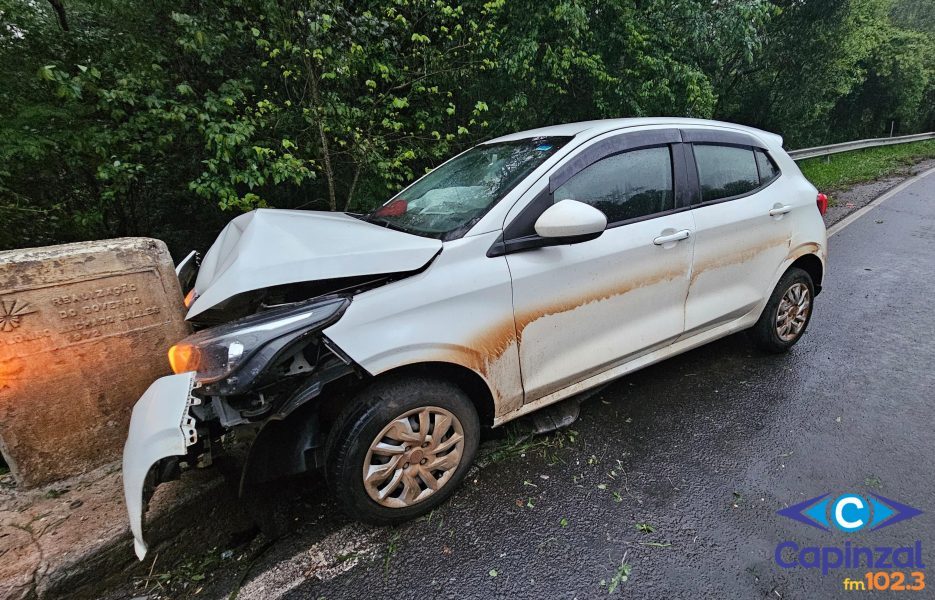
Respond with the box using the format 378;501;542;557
362;406;465;508
776;282;811;342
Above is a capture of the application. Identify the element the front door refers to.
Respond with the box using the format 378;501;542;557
504;139;694;401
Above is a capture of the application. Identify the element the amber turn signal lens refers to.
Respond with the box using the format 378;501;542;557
168;343;201;374
183;289;197;308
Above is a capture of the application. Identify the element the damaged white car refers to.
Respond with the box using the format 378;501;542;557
124;118;828;558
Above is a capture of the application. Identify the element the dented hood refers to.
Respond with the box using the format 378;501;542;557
187;209;442;318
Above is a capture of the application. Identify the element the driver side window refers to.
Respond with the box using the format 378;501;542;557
553;146;674;225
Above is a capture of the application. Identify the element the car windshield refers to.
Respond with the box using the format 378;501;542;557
365;137;570;239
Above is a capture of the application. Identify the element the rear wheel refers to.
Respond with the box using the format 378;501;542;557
750;267;814;353
325;376;479;524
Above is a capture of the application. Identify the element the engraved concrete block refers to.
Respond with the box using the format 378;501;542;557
0;238;190;487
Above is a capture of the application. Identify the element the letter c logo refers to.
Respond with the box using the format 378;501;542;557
833;495;869;531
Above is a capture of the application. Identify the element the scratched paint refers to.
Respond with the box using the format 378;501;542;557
460;264;688;407
513;265;686;342
787;242;821;263
434;327;522;414
403;236;819;419
690;235;791;285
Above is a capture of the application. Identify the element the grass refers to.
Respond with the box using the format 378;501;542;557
600;559;632;594
136;547;226;595
798;139;935;191
383;531;400;579
635;523;654;534
479;425;576;466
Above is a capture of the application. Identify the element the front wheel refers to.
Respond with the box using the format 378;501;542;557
749;267;815;353
325;376;479;525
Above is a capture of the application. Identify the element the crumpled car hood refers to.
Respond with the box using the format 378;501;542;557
187;209;442;318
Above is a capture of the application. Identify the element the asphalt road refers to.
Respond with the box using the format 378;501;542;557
162;169;935;600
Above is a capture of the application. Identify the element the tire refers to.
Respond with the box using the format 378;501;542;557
749;267;815;353
324;376;480;525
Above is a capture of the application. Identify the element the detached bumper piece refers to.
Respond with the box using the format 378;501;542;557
122;372;200;560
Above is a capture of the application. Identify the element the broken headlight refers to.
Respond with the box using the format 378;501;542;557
168;296;349;384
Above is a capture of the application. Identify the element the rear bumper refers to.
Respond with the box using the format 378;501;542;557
122;372;200;560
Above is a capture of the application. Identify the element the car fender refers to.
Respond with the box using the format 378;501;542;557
756;239;827;322
323;231;524;417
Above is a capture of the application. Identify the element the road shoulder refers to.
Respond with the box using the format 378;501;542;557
821;157;935;229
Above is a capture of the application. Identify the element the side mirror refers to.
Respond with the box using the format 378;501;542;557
534;199;607;240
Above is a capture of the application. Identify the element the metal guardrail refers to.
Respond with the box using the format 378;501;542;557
789;132;935;161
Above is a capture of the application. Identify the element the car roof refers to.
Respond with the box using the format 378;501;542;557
484;117;783;148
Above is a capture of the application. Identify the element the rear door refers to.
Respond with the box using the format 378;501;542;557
681;129;792;336
499;129;696;402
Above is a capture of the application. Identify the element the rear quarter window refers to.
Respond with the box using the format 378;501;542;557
755;148;781;185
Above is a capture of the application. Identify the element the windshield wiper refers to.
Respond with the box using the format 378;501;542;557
365;216;413;234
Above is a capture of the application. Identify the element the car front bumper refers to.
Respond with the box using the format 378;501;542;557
122;372;200;560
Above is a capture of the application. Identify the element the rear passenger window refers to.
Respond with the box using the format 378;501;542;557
554;146;674;224
755;149;781;185
694;144;759;202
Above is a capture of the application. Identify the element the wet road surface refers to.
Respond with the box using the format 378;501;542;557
189;170;935;600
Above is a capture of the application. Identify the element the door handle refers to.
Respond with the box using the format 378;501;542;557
769;205;793;217
653;229;691;246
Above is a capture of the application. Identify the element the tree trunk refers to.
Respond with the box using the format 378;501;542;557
344;164;361;212
317;123;336;211
308;74;337;211
48;0;69;32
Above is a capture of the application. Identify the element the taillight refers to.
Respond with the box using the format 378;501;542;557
816;193;828;216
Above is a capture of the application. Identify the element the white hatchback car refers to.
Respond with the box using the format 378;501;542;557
124;118;827;558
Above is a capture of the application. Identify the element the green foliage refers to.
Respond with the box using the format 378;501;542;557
135;546;229;594
240;0;503;210
606;560;632;593
891;0;935;34
0;0;933;254
798;139;935;190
